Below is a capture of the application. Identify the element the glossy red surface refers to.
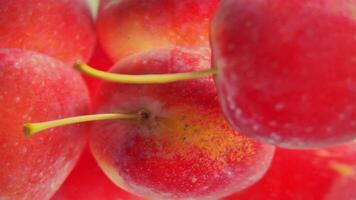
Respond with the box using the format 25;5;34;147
0;0;96;65
90;47;275;199
212;0;356;148
97;0;219;61
0;49;89;199
225;141;356;200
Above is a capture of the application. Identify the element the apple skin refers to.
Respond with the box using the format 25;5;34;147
0;0;96;65
211;0;356;148
224;141;356;200
51;147;143;200
97;0;219;61
90;47;275;200
0;49;89;200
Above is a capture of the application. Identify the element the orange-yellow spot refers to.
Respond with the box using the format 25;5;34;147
327;1;356;20
329;161;354;177
148;105;256;170
108;16;171;59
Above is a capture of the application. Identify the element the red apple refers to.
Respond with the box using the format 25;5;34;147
97;0;219;61
211;0;356;148
0;49;89;199
0;0;96;65
225;141;356;200
90;47;275;199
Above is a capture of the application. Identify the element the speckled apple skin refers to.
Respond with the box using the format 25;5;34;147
0;0;96;65
211;0;356;148
97;0;219;61
225;141;356;200
0;49;89;200
90;47;275;200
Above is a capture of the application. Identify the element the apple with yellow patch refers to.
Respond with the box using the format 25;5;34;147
89;47;275;199
97;0;219;61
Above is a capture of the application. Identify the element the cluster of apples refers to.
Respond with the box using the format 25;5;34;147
0;0;355;199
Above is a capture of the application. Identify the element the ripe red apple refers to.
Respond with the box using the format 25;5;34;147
0;0;96;64
211;0;356;148
90;47;275;199
225;141;356;200
51;147;143;200
0;49;89;199
97;0;219;61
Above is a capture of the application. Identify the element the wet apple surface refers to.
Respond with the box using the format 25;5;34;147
0;0;96;64
0;49;89;200
212;0;356;148
1;0;356;199
90;47;275;199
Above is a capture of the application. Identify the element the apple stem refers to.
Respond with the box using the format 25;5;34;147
74;61;217;84
24;113;141;137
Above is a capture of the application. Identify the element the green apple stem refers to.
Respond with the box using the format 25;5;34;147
74;61;217;84
24;113;143;137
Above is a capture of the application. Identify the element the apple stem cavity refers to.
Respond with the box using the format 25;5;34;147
74;61;217;84
24;113;141;137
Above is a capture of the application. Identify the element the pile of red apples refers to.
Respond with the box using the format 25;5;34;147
0;0;355;199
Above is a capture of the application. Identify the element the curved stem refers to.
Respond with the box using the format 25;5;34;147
24;113;140;137
74;61;217;84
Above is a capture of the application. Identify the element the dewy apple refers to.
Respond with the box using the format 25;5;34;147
211;0;356;148
0;0;96;65
0;49;89;200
